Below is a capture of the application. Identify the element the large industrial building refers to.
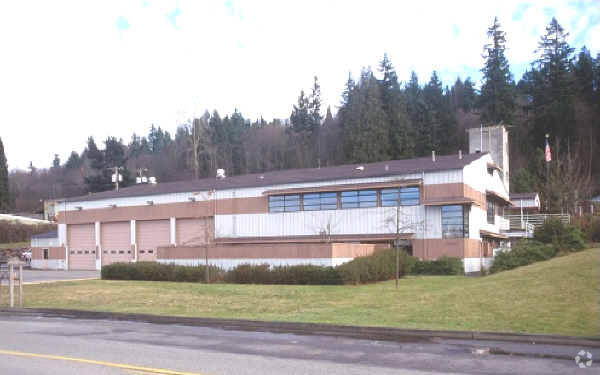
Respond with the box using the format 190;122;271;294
32;125;513;273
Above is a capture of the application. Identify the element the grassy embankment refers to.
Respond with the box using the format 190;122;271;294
8;248;600;336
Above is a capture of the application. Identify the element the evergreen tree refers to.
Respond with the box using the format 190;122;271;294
531;17;576;147
341;68;390;162
378;54;413;158
405;71;428;156
479;17;515;124
0;137;9;212
65;151;83;169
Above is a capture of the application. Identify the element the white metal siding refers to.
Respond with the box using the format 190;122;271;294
215;205;423;239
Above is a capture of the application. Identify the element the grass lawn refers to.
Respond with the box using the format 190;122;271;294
9;248;600;336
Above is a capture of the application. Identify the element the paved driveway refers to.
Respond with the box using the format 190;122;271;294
22;270;100;284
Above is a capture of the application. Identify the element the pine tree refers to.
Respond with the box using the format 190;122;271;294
531;17;576;147
0;136;9;212
378;54;414;158
479;17;515;124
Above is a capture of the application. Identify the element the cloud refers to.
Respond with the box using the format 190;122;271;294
116;16;130;30
0;0;597;170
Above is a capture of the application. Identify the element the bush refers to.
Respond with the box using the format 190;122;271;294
410;256;464;275
224;263;342;285
534;219;586;252
573;215;600;243
489;240;557;274
102;248;416;285
101;262;225;283
336;248;413;284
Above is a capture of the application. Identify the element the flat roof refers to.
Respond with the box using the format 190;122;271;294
63;152;487;203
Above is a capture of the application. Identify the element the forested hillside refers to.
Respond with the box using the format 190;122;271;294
2;17;598;214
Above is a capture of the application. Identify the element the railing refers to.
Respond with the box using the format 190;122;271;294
498;217;510;231
504;214;570;231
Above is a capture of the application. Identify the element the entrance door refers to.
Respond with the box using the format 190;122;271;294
136;220;170;261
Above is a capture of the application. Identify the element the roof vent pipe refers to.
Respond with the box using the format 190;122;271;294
432;150;436;162
216;169;226;179
458;150;462;159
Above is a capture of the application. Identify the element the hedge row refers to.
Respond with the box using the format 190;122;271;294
101;262;225;283
102;248;464;284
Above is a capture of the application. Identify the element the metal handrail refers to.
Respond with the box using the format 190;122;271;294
504;214;570;230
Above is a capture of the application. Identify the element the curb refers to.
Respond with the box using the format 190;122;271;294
1;308;599;348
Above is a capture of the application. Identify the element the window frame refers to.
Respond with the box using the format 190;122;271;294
441;205;469;239
43;248;49;260
302;191;338;211
268;194;301;213
341;189;377;209
487;197;495;224
381;186;420;207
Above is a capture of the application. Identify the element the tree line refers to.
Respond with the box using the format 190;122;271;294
1;17;598;215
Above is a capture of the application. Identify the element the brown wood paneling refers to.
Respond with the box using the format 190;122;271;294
57;197;268;225
159;243;335;259
411;238;466;260
31;247;65;260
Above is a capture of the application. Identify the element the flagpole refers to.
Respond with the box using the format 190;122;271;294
545;134;550;211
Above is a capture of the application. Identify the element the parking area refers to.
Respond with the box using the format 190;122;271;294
22;270;100;284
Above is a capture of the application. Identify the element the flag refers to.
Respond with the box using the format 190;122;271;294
545;137;552;162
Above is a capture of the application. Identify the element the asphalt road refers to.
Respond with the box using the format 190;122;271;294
0;315;594;374
22;270;100;283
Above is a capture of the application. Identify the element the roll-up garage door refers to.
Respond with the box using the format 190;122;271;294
137;220;170;261
67;224;96;270
101;221;132;266
176;218;213;246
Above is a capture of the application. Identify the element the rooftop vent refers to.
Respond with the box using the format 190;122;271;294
432;150;436;162
384;164;389;171
216;169;226;179
259;175;265;179
149;177;157;184
355;166;365;171
458;150;463;159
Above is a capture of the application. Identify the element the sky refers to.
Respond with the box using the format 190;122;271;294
0;0;598;170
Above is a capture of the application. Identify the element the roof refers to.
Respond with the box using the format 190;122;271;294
63;152;487;203
510;192;538;200
31;230;58;239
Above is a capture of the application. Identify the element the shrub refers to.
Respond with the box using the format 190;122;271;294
410;256;464;275
534;219;585;252
102;248;415;285
101;262;225;283
336;248;413;284
224;263;342;285
489;240;556;274
573;215;600;243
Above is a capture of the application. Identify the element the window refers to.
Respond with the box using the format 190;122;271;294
381;187;420;206
341;190;377;209
442;205;469;238
303;192;337;211
487;198;495;224
269;194;300;212
43;248;49;260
